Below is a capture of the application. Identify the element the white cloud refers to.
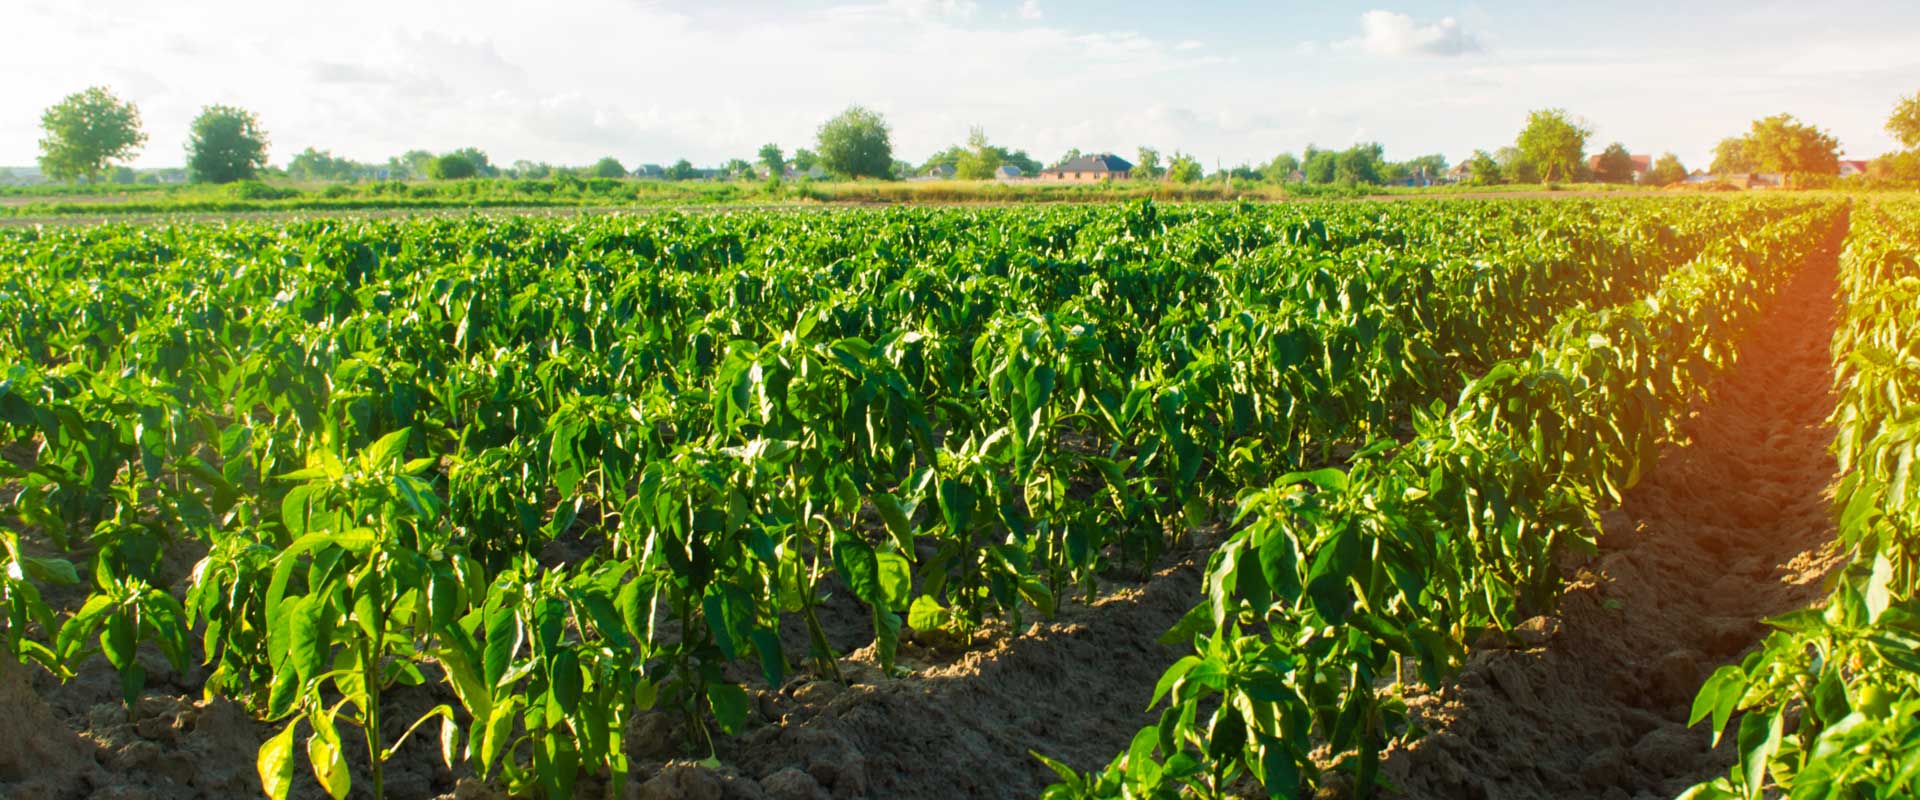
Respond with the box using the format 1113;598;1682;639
1348;10;1483;57
1017;0;1043;21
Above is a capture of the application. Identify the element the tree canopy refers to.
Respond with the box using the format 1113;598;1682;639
590;157;627;179
1644;153;1687;186
1710;137;1752;174
1889;90;1920;149
1265;153;1301;182
1461;150;1501;185
1515;108;1590;183
758;143;786;177
427;154;477;180
287;148;374;182
38;86;147;183
953;127;1004;180
186;105;270;184
1166;152;1203;183
1134;147;1164;179
1593;142;1637;184
815;106;894;179
1721;114;1839;179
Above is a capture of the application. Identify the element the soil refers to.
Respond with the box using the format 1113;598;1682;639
1375;217;1850;799
0;215;1852;800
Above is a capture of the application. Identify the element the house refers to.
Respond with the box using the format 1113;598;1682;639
786;164;828;180
632;164;665;179
1839;160;1869;178
994;165;1023;180
1038;153;1133;182
1587;153;1653;181
924;164;955;179
1445;161;1477;184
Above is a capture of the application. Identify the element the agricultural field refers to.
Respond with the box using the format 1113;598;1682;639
0;196;1911;800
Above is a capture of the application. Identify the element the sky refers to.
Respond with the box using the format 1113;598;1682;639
4;0;1917;172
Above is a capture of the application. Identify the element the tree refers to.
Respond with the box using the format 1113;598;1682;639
1166;152;1203;183
186;105;269;184
388;150;435;180
37;86;147;183
758;143;786;178
1266;153;1301;182
666;159;698;181
1302;147;1338;183
815;105;894;179
427;154;477;180
1642;153;1686;186
1227;164;1263;181
1134;147;1164;179
1870;150;1920;183
1742;114;1840;179
1336;143;1385;184
724;159;753;178
1710;137;1753;174
1053;148;1082;168
590;157;627;179
1515;108;1591;183
1461;149;1501;185
1494;146;1538;183
449;147;498;177
288;148;373;182
1592;142;1637;184
954;126;1003;180
509;160;552;179
793;148;818;170
1888;90;1920;149
1397;153;1448;184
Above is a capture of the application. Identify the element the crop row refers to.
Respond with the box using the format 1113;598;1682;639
1041;200;1845;798
0;198;1820;798
1677;200;1920;799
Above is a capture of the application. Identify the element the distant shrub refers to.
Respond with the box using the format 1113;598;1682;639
428;154;478;180
225;180;299;201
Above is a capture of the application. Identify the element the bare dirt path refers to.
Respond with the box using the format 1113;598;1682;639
1377;217;1851;799
669;558;1203;800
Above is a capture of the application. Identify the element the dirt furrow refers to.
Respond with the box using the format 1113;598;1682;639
1378;219;1851;799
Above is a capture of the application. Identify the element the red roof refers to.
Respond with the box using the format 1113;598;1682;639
1587;153;1654;172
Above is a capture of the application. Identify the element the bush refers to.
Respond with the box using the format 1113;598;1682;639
427;154;478;180
224;180;300;201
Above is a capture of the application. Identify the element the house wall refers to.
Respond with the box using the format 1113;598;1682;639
1036;170;1126;182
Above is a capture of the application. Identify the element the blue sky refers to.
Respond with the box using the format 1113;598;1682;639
5;0;1916;172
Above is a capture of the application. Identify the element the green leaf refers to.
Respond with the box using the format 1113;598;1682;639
289;596;328;686
20;555;78;585
871;492;917;556
1150;656;1202;710
257;722;298;800
1866;552;1893;623
484;606;519;689
875;551;912;611
366;427;411;467
908;595;949;631
308;724;350;800
102;612;136;671
1735;708;1782;799
439;714;460;770
1259;734;1301;800
549;648;583;715
707;682;749;734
